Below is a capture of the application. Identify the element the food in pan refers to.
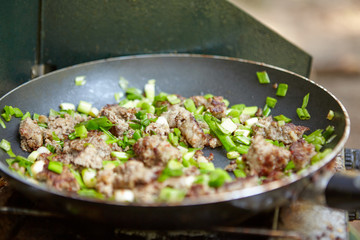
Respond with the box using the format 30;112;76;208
0;75;335;204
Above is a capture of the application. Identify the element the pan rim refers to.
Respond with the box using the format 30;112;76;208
0;53;351;207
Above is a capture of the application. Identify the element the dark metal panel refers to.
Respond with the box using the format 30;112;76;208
0;0;39;97
41;0;311;77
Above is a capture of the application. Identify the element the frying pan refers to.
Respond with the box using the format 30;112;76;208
0;54;356;229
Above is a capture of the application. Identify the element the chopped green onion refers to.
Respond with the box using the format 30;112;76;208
0;118;5;129
0;139;12;152
311;148;332;164
227;151;240;159
28;151;40;162
195;105;205;115
159;187;186;203
78;189;104;199
13;108;23;118
199;162;215;171
184;99;196;113
235;145;250;154
263;105;271;117
227;109;241;118
173;128;181;138
231;104;246;112
77;100;92;115
119;77;129;90
126;87;143;100
297;108;310;120
327;110;334;120
70;168;86;189
301;93;310;109
276;83;288;97
79;116;113;131
266;97;277;108
166;94;181;105
257;71;270;84
21;112;31;120
274;114;292;123
75;76;86;86
233;135;251;146
154;92;168;102
144;79;156;101
285;160;295;171
158;160;183;182
219;118;237;135
59;103;76;111
75;125;88;139
233;169;246;178
204;94;214;99
242;106;258;117
81;168;97;188
208;169;231;188
114;92;124;102
322;125;335;140
223;99;230;107
48;161;63;174
111;151;129;161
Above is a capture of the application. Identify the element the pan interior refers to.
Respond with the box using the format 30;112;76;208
0;54;349;206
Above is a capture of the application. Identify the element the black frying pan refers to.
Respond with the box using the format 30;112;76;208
0;54;355;229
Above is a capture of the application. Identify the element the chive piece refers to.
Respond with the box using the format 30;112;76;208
242;106;258;117
257;71;270;84
70;169;86;189
75;125;88;139
263;105;271;117
219;118;237;135
297;108;310;120
322;125;335;140
231;104;246;112
233;135;251;146
227;151;240;159
233;169;246;178
199;162;215;171
80;116;113;131
301;93;310;109
21;112;31;120
111;151;129;161
235;145;249;154
208;169;232;188
48;161;63;174
266;97;277;108
78;189;104;199
13;108;23;118
227;109;241;118
46;144;56;153
77;100;92;115
274;114;292;123
126;87;143;100
195;105;205;115
154;92;168;102
285;160;295;171
327;110;334;120
204;94;214;99
60;103;76;111
75;76;86;86
159;187;186;203
0;139;11;152
184;99;196;113
166;94;181;105
81;168;97;188
0;118;5;129
173;128;181;138
311;148;332;164
119;77;129;90
223;99;230;107
144;79;156;101
168;132;179;146
276;83;288;97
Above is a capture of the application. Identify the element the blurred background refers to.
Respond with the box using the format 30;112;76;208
230;0;360;148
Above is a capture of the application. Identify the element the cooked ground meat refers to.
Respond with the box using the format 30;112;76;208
19;117;43;152
100;104;137;137
191;96;227;119
144;117;170;136
44;113;87;140
162;106;207;148
61;131;112;169
133;135;182;167
245;135;291;176
290;139;316;170
36;160;80;192
252;117;309;145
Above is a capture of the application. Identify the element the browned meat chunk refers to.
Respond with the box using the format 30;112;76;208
36;161;80;192
144;117;170;136
61;131;111;169
100;104;136;137
162;106;207;148
133;135;181;167
114;160;158;188
290;139;316;170
19;117;43;152
252;117;309;145
191;95;227;119
44;113;87;140
245;135;291;176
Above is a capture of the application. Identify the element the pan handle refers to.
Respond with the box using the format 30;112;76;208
344;148;360;170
